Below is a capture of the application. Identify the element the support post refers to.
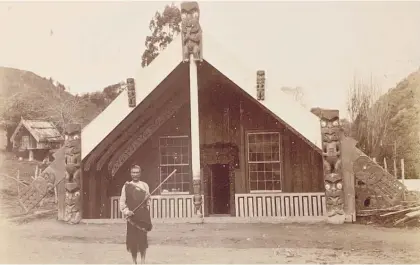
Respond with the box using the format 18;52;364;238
181;1;203;219
311;108;345;224
189;54;202;218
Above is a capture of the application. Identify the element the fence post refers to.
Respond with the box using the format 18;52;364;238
401;159;405;184
384;157;388;172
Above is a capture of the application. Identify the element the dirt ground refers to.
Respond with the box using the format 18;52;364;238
1;217;420;264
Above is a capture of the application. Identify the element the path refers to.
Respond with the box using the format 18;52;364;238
1;218;420;263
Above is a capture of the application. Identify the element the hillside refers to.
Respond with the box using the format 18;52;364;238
0;66;102;125
0;67;107;150
384;69;420;178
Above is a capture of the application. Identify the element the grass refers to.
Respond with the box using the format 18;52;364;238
0;149;55;218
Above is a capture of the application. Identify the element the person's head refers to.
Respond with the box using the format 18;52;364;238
130;164;142;182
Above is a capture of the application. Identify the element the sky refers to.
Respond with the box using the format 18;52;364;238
1;1;420;118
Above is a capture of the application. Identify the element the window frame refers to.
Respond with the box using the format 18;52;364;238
158;135;190;195
246;131;283;193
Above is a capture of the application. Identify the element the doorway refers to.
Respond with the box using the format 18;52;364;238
210;163;230;215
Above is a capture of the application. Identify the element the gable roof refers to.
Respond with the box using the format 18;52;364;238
10;119;63;143
81;30;322;160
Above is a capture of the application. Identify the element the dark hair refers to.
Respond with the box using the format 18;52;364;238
130;164;141;171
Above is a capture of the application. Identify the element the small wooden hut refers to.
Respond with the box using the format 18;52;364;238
10;118;64;161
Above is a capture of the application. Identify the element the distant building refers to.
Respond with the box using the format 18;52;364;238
10;118;64;161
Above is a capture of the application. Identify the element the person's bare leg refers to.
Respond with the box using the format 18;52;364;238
131;252;137;264
140;251;146;264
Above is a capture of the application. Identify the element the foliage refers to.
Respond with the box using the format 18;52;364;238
347;71;420;179
0;67;103;151
141;3;181;68
346;75;392;158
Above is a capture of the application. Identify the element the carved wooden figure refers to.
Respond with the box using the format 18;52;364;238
181;2;203;62
256;70;265;100
312;108;345;224
127;78;136;108
63;123;82;224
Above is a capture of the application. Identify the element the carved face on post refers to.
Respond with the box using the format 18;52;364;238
324;173;343;198
320;116;340;143
127;78;136;108
181;1;202;62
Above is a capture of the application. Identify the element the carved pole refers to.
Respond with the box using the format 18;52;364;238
63;123;82;224
181;1;203;218
311;108;345;224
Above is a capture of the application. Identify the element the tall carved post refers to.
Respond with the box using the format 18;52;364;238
63;123;82;224
181;1;203;218
311;108;345;224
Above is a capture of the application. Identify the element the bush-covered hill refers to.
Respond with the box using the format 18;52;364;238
0;66;122;151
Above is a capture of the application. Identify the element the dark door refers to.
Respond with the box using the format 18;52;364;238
210;164;230;215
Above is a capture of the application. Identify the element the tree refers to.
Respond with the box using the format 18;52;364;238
0;92;47;151
346;75;391;158
141;3;181;67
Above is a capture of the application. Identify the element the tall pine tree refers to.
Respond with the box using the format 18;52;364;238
141;3;181;67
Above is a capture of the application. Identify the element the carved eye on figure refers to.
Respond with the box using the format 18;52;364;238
337;183;343;190
321;120;327;127
325;183;331;190
193;11;199;18
75;191;80;197
73;134;80;140
332;120;339;126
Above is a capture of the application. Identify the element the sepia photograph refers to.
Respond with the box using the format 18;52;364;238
0;0;420;264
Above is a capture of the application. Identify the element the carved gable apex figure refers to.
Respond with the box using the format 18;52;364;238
181;1;203;62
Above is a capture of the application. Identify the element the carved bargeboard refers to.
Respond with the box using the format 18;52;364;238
353;155;407;211
109;95;189;177
256;70;265;100
63;123;82;224
181;1;203;62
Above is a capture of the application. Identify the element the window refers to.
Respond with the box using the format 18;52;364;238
159;136;190;193
247;132;282;191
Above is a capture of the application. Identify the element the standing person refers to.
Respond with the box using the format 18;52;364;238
120;164;152;264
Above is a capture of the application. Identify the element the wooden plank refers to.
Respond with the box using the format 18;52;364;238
282;133;292;192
